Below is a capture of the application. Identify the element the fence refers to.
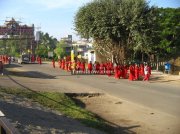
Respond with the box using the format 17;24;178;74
0;111;19;134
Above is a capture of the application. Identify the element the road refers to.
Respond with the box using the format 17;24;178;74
4;62;180;118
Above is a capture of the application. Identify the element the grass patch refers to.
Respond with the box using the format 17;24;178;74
0;87;113;133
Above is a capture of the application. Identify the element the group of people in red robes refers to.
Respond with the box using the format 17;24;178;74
128;63;151;81
56;59;72;71
51;58;152;81
0;55;9;64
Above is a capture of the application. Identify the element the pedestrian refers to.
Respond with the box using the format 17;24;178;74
140;63;145;78
39;57;42;65
128;63;135;81
114;64;119;79
134;63;139;80
80;61;85;74
8;56;11;65
52;58;55;68
88;61;93;74
100;62;104;75
122;64;128;79
0;61;4;75
143;63;149;81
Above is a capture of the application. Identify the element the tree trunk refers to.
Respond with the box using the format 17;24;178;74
156;55;159;71
142;52;144;63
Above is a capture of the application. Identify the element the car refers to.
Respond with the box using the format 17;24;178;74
18;54;30;64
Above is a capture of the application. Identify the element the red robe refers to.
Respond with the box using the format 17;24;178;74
129;65;135;81
134;65;139;80
100;63;104;74
106;65;111;77
88;63;93;74
140;64;144;77
52;59;55;68
80;62;85;73
114;66;120;79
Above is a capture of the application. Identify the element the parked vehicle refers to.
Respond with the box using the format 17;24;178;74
18;54;30;64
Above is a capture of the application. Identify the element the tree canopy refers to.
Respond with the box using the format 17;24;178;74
35;32;58;57
155;8;180;59
74;0;158;63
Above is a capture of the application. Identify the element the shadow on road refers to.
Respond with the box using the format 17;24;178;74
150;76;180;84
7;70;56;79
3;74;141;134
4;64;56;79
0;101;104;134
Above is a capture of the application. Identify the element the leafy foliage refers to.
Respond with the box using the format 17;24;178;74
54;40;66;58
35;32;58;57
155;8;180;59
74;0;158;63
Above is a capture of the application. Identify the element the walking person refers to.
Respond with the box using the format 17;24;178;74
143;63;149;81
52;58;55;68
0;61;4;75
129;63;135;81
134;63;139;80
88;61;93;74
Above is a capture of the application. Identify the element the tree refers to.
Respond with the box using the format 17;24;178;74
54;40;66;58
155;8;180;60
35;32;58;57
74;0;158;63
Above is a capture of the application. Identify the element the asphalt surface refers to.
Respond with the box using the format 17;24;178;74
4;62;180;118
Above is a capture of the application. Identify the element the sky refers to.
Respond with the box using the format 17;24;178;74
0;0;179;41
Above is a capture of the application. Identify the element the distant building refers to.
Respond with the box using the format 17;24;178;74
60;35;73;55
0;18;35;54
72;40;92;57
72;39;98;63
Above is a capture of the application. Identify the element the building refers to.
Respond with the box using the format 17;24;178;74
72;40;98;63
72;40;92;57
0;18;35;54
60;35;73;55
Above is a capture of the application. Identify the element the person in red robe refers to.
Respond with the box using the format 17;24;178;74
140;63;144;78
58;59;61;68
65;60;69;71
37;56;41;65
80;61;86;74
62;60;65;70
100;63;104;75
52;58;55;68
147;63;151;80
106;63;111;77
114;64;119;79
76;61;81;74
88;61;93;74
96;62;100;74
0;61;4;75
31;55;35;63
128;63;135;81
123;64;128;79
68;61;72;72
134;63;140;80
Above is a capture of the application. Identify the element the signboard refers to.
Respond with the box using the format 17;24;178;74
48;51;53;57
35;31;40;41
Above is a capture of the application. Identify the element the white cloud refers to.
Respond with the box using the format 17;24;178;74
24;0;92;9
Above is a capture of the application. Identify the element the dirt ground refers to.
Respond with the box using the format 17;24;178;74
74;72;180;134
75;94;180;134
0;67;180;134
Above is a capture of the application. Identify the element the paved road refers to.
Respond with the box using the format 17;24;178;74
4;63;180;118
